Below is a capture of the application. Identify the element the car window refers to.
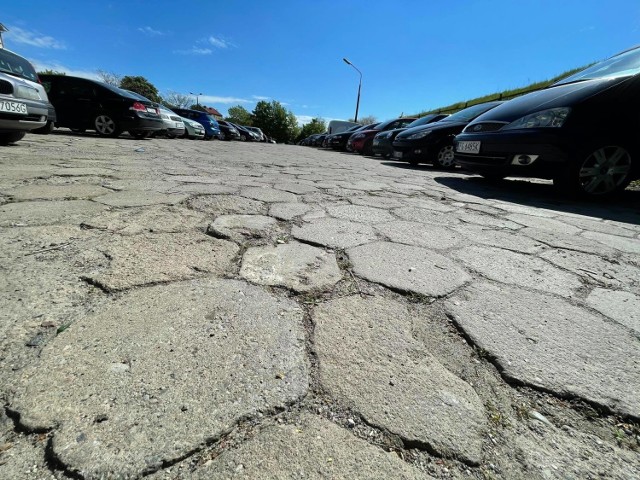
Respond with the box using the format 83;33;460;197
398;118;416;128
556;47;640;85
0;49;38;82
443;103;500;122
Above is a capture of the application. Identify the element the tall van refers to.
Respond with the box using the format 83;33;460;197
327;120;359;134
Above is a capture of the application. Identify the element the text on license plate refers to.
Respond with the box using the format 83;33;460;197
0;100;28;115
456;141;481;154
393;151;403;159
146;107;156;113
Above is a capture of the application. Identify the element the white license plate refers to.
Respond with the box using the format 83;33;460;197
393;151;403;159
0;100;28;114
146;107;156;113
456;141;481;154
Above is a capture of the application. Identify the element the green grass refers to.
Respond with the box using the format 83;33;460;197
412;65;591;116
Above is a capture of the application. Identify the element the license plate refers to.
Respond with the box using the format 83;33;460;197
456;141;481;154
0;100;28;114
393;151;403;159
146;107;156;113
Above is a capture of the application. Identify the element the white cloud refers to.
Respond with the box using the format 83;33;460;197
174;47;213;55
207;36;235;49
199;95;252;104
252;95;270;101
296;115;315;126
30;60;100;80
6;26;66;49
138;26;165;36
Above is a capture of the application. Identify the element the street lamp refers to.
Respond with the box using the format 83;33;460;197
342;58;362;123
190;92;203;107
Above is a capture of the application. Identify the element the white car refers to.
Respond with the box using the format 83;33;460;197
158;107;185;138
0;48;50;145
180;116;205;140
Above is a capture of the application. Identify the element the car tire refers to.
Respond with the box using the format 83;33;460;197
555;144;634;198
33;121;55;135
433;144;456;169
219;132;226;141
0;131;26;146
129;130;148;139
95;114;121;137
362;141;374;156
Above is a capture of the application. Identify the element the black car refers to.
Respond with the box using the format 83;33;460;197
39;74;163;138
392;102;503;168
228;122;256;141
217;120;241;140
372;114;448;157
454;47;640;197
327;123;378;151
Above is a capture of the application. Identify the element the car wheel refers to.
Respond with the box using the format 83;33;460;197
95;114;120;137
0;131;26;146
219;132;226;141
555;144;634;197
434;144;456;169
129;130;148;139
33;121;54;135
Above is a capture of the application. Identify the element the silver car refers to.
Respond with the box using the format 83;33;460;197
180;116;205;140
158;106;185;138
0;48;49;145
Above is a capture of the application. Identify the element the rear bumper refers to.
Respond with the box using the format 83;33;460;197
121;112;164;132
0;96;48;132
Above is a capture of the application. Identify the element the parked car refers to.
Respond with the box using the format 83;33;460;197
171;108;221;140
348;118;418;155
328;123;377;151
454;46;640;197
228;122;256;141
246;126;267;142
392;102;503;168
217;120;242;140
180;116;205;139
0;48;50;145
157;106;186;138
372;114;448;157
39;74;163;138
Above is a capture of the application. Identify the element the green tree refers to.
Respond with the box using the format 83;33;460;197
119;76;161;103
297;117;326;142
225;105;253;126
37;69;66;76
252;100;299;143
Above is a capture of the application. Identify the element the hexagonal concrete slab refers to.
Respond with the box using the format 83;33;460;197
446;282;640;419
240;243;342;292
314;295;487;464
348;242;471;297
9;279;309;479
207;215;283;243
292;218;378;249
93;190;188;207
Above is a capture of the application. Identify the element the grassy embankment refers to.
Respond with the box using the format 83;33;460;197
413;65;589;116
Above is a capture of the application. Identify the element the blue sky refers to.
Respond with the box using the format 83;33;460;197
2;1;639;125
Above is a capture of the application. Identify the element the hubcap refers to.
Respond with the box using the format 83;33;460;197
438;145;455;166
96;115;115;134
579;146;632;195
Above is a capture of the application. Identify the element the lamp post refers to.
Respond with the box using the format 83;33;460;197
190;92;203;107
342;58;361;123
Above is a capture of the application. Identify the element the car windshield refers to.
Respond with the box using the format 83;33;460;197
0;49;38;82
555;47;640;85
442;103;500;122
407;115;438;128
102;83;147;100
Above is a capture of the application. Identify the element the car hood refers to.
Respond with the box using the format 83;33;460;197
396;121;469;139
469;76;632;123
376;127;407;138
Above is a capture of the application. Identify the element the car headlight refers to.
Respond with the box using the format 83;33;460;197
377;132;390;139
407;129;432;140
15;85;41;100
502;107;570;130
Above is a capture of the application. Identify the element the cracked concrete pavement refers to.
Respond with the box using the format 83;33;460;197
0;132;638;479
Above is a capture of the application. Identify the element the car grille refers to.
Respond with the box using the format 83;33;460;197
456;153;509;166
464;122;507;133
0;79;12;95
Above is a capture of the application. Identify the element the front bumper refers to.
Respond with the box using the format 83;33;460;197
0;96;48;132
391;138;432;161
453;130;570;179
372;137;393;156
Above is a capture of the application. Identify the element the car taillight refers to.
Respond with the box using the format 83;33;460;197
131;102;147;112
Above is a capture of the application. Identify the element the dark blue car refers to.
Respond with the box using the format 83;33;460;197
171;108;221;140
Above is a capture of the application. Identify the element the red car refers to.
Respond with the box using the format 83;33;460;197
346;117;417;155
